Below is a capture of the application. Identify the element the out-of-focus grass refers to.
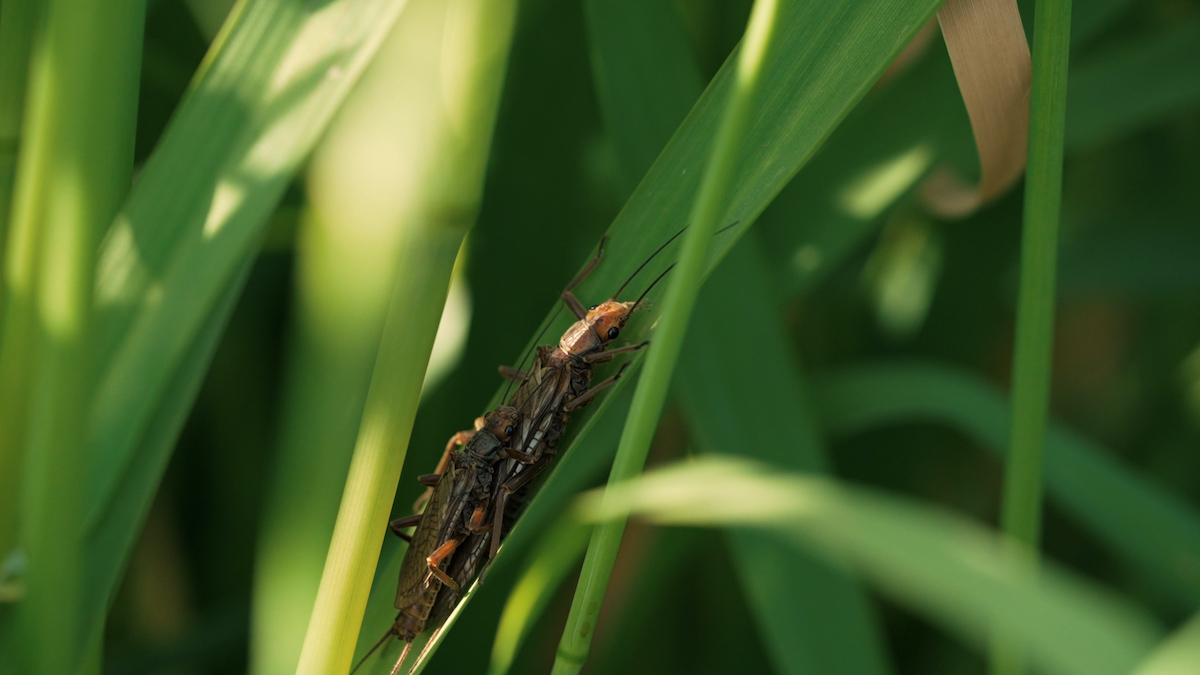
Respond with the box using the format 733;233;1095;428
0;0;43;570
577;456;1164;675
293;0;516;672
3;0;1200;672
1132;613;1200;675
816;363;1200;604
80;0;414;654
248;0;484;669
3;0;145;670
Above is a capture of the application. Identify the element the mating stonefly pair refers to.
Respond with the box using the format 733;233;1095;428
358;224;726;675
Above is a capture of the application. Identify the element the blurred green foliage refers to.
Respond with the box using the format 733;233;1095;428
1;0;1199;672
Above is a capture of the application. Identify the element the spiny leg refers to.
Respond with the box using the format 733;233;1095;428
564;362;632;412
389;513;423;542
426;538;463;592
489;455;553;560
582;340;649;365
466;505;491;533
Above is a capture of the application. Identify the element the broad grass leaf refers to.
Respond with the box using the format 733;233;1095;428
579;456;1164;675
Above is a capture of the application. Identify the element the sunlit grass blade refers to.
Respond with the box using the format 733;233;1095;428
4;0;145;667
297;225;464;675
815;362;1200;604
675;235;891;674
553;1;782;672
1131;613;1200;675
78;0;418;648
293;0;517;671
248;1;482;669
578;456;1164;675
248;207;377;675
994;0;1071;671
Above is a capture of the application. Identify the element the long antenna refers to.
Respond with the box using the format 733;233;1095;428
630;263;676;313
611;225;688;300
612;219;741;301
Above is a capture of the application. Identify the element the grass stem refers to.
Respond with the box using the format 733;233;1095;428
992;0;1072;673
550;1;781;672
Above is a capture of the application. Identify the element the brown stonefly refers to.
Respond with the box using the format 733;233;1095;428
356;224;734;674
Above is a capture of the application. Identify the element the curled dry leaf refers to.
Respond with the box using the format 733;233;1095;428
922;0;1032;218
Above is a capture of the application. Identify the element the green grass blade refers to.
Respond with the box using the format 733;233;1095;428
78;0;418;645
674;235;891;675
249;207;375;675
1131;613;1200;675
87;0;415;526
296;224;465;675
553;1;782;671
578;456;1164;675
994;0;1072;671
0;0;44;565
294;0;517;671
0;0;38;269
584;2;888;670
248;0;484;666
6;0;145;667
754;46;963;298
815;362;1200;604
360;0;945;664
81;257;252;653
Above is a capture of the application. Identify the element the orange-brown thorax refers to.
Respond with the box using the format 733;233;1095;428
479;406;520;442
557;300;635;358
